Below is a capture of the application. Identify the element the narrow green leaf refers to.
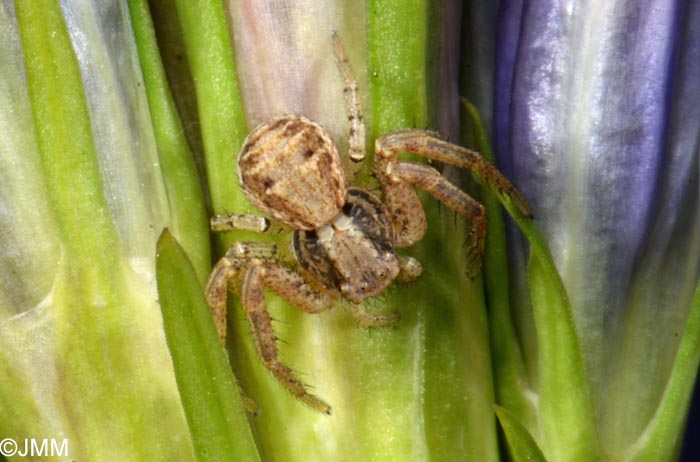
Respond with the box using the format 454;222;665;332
156;229;260;462
495;405;549;462
11;3;195;460
464;104;599;461
127;0;211;283
173;0;249;214
527;253;600;462
633;280;700;462
464;100;535;427
15;0;120;271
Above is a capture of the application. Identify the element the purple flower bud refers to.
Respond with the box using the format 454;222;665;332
494;0;700;456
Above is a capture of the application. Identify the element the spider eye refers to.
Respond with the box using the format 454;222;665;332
383;249;397;262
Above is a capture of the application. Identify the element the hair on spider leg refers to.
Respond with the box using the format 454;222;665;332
458;232;474;252
268;315;290;326
458;235;484;279
183;119;201;131
266;220;292;235
283;365;320;387
356;295;402;328
425;128;445;140
221;205;236;217
238;320;290;348
336;296;391;328
365;290;390;309
424;197;461;231
337;296;353;315
335;293;383;312
176;120;203;141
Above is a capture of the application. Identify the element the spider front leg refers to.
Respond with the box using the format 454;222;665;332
376;130;532;217
374;130;532;277
383;161;487;277
331;31;365;163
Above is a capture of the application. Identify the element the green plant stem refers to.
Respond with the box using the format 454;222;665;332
128;0;211;283
465;101;534;427
173;0;248;215
12;2;194;460
15;0;120;273
367;2;499;461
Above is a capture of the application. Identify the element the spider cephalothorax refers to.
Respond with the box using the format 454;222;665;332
205;32;531;414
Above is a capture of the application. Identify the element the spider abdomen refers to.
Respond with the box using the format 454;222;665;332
238;115;347;230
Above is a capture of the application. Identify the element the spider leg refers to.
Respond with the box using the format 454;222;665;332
205;252;259;413
331;31;365;163
206;241;337;413
387;161;486;278
210;213;270;233
396;254;422;283
242;262;336;414
255;261;338;314
375;130;532;217
375;177;428;247
205;254;246;342
205;242;282;341
350;303;400;328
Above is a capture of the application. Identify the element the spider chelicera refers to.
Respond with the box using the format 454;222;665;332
205;32;532;414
